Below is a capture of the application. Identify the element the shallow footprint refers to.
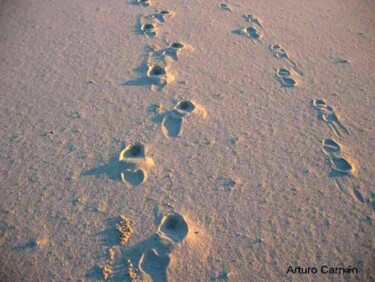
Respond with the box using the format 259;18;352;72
312;99;349;136
146;10;175;23
277;68;291;77
280;77;296;88
139;249;170;282
158;212;189;243
219;3;232;12
243;14;262;28
161;112;183;138
322;138;341;156
276;68;297;88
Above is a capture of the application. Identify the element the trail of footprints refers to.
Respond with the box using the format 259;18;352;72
230;9;303;88
225;6;373;210
98;2;207;281
312;99;374;209
93;3;373;281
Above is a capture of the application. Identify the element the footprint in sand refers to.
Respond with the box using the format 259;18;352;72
219;3;232;12
330;156;354;174
148;41;194;62
322;138;341;156
141;23;158;38
243;14;262;28
319;139;366;205
276;67;298;88
147;63;175;91
233;24;262;43
312;99;350;137
320;138;354;175
160;100;207;138
158;212;189;243
243;26;262;42
138;212;189;281
139;249;171;282
269;44;303;75
137;0;151;7
124;47;175;91
146;10;175;23
119;143;155;186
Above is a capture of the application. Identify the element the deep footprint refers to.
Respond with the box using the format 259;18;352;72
121;143;146;159
158;212;189;243
176;100;195;113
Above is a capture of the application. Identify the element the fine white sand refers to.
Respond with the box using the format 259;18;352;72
0;0;374;281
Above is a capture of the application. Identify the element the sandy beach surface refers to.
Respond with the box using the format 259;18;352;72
1;0;374;281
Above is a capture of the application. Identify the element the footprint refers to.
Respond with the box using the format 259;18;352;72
219;3;232;12
158;212;189;243
353;186;365;203
162;112;183;138
139;249;170;282
243;26;262;42
334;179;365;205
312;99;349;137
138;0;150;7
161;100;206;138
147;63;175;90
165;41;193;61
243;14;262;28
175;100;196;114
119;143;154;186
146;10;175;23
120;143;146;159
168;42;186;56
276;68;298;88
121;168;148;186
322;138;341;156
141;23;158;38
270;44;303;75
330;157;354;174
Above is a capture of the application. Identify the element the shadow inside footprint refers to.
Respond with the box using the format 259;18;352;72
330;157;353;173
159;213;188;243
122;169;147;186
322;138;341;156
176;100;195;113
139;249;170;282
121;143;145;159
162;113;183;138
280;77;296;88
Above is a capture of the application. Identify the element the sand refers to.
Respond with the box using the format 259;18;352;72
0;0;374;281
